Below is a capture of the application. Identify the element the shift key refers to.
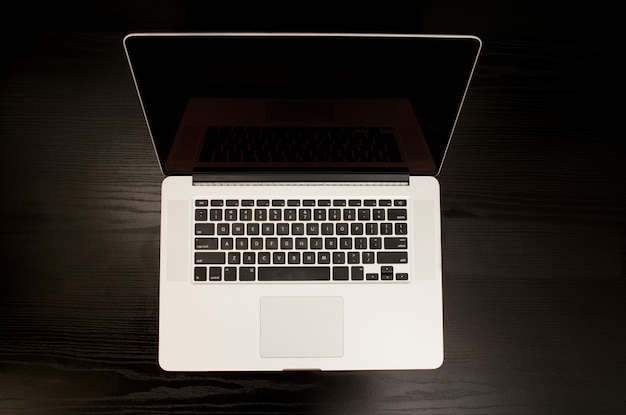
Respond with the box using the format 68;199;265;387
195;252;226;264
377;252;408;263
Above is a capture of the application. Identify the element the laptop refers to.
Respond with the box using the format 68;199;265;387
123;33;481;371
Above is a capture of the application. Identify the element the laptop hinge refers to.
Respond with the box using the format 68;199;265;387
192;173;410;184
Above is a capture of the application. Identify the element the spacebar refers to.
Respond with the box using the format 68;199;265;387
258;267;331;281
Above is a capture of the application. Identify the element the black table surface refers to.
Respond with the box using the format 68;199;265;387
1;3;625;414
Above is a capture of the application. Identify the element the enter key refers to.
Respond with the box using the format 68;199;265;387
384;237;408;249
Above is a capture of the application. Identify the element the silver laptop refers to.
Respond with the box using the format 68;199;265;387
124;33;481;371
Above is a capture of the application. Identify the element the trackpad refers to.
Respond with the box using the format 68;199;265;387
260;297;344;358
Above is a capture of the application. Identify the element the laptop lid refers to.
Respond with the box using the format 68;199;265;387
124;33;481;177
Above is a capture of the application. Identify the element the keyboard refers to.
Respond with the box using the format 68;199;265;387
193;198;409;283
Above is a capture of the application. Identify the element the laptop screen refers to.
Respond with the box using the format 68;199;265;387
124;34;481;176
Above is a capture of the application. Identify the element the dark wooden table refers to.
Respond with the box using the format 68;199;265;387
1;3;625;414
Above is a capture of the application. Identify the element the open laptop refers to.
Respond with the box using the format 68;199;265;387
124;33;481;371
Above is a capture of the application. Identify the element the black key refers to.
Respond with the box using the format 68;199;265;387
195;223;215;235
284;209;297;221
340;238;352;250
364;200;376;206
303;200;316;206
303;252;315;264
195;199;208;206
333;266;349;280
194;267;207;281
358;209;370;220
379;200;392;206
362;252;375;263
373;209;385;220
314;209;326;221
321;223;334;235
333;200;347;206
255;209;267;221
295;238;308;249
211;200;224;207
299;209;312;221
273;199;286;206
355;238;367;249
310;238;323;249
394;200;407;206
273;252;286;264
377;252;408;263
195;238;218;250
280;238;293;250
351;266;364;280
288;252;301;264
236;238;248;250
336;223;349;235
221;238;234;250
266;238;278;249
217;223;230;235
210;209;222;221
226;200;239;206
195;252;225;264
348;252;360;264
366;273;379;280
241;200;255;206
318;252;331;264
247;223;260;235
287;199;300;206
395;223;408;235
225;209;237;221
242;252;255;264
195;209;208;221
318;200;331;206
388;209;408;220
351;223;363;235
258;267;331;281
258;252;271;264
381;223;393;235
306;223;319;235
381;266;394;280
349;200;362;206
209;267;222;281
257;200;270;206
343;209;356;221
228;252;240;264
224;267;237;281
384;237;408;249
269;209;281;221
333;252;345;264
325;238;337;250
240;209;253;221
366;223;378;235
369;237;382;249
396;273;409;280
239;267;255;281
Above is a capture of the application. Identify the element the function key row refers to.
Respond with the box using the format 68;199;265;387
195;199;407;207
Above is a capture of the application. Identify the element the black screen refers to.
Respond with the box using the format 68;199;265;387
124;34;481;175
